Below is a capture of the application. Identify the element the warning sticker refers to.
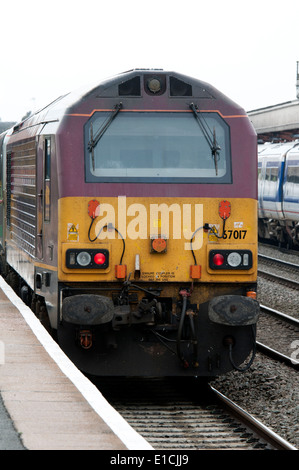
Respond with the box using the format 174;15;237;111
208;224;220;242
67;223;79;241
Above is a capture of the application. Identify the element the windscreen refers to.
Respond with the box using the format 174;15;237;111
85;111;232;183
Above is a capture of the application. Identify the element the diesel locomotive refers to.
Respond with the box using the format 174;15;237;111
0;69;259;376
258;141;299;246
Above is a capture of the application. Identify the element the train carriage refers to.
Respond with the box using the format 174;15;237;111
258;141;299;245
0;70;259;376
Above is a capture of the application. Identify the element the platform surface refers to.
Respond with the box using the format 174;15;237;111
0;277;152;450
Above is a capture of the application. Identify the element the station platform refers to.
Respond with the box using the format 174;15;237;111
0;277;153;450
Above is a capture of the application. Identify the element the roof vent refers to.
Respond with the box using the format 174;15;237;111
119;76;141;96
170;76;192;96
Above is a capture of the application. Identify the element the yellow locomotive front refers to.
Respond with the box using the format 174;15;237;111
57;195;258;375
59;196;257;283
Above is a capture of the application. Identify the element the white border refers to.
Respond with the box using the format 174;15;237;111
0;276;153;450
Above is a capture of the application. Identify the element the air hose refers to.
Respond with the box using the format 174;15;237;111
228;325;257;372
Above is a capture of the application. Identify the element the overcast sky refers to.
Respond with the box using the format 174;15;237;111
1;0;299;122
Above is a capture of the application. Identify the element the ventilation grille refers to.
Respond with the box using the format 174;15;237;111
169;76;192;96
119;76;141;96
8;141;36;257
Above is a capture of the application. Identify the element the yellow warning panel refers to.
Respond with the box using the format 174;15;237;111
67;223;79;241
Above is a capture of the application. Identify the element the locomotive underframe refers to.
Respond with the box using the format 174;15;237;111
0;252;259;377
56;280;258;376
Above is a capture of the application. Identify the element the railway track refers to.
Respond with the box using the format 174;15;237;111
258;253;299;271
257;305;299;368
95;377;296;450
210;386;296;450
258;253;299;289
257;251;299;365
258;270;299;290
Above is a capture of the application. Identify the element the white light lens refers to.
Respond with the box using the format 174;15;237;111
227;252;242;267
77;251;91;266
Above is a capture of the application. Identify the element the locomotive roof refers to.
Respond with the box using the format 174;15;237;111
11;69;244;136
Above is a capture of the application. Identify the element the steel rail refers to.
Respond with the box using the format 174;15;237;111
256;341;299;369
260;304;299;327
258;269;299;289
210;385;297;450
258;253;299;271
258;305;299;368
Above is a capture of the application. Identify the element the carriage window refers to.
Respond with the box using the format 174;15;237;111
270;167;278;182
287;164;299;184
84;111;232;183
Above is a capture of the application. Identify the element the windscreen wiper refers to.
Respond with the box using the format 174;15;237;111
88;102;123;170
189;102;221;175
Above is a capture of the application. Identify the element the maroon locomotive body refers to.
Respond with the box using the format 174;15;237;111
0;70;259;376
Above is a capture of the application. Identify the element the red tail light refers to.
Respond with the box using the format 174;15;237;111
94;252;106;265
213;253;225;266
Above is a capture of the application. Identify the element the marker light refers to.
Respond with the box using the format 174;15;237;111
94;252;106;265
213;253;224;266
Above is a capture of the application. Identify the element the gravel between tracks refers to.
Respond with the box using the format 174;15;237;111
213;244;299;449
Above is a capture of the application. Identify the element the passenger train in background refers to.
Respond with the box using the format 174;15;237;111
258;141;299;246
0;69;259;377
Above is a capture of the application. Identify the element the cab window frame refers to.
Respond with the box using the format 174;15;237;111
84;110;232;184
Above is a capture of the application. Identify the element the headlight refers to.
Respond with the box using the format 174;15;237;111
227;252;242;267
77;251;92;266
